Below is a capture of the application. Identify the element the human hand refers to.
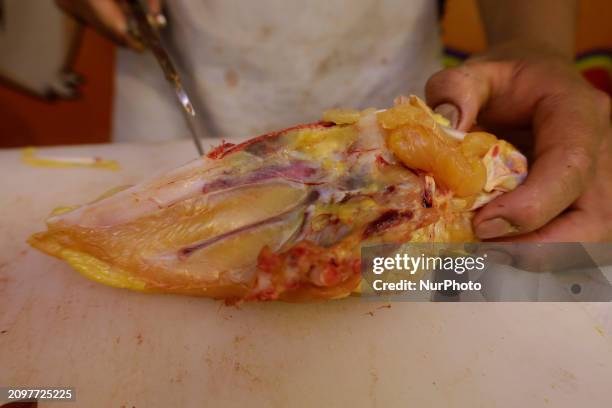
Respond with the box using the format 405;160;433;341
55;0;162;50
426;45;612;242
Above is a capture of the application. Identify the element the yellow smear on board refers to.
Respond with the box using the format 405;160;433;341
21;147;120;171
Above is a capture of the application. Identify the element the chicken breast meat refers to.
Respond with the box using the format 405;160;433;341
29;96;527;302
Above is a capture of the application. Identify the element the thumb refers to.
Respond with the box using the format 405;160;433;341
425;64;494;132
432;103;460;129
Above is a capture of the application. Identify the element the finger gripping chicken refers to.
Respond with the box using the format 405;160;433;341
29;96;527;302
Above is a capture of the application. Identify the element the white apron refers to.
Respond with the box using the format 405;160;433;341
113;0;442;142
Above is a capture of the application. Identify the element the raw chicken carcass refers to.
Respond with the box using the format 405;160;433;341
29;96;527;302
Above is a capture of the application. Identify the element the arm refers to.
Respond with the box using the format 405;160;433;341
477;0;576;59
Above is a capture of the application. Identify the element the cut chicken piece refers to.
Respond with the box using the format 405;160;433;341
29;95;527;302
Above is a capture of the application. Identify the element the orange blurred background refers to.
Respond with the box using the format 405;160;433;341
0;0;610;148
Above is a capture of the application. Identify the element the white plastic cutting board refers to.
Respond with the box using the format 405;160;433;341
1;140;612;408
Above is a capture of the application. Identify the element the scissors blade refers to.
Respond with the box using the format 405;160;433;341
123;0;204;156
175;83;205;155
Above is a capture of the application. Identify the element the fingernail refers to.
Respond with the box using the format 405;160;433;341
434;103;460;129
147;13;167;28
474;218;518;239
155;13;167;28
